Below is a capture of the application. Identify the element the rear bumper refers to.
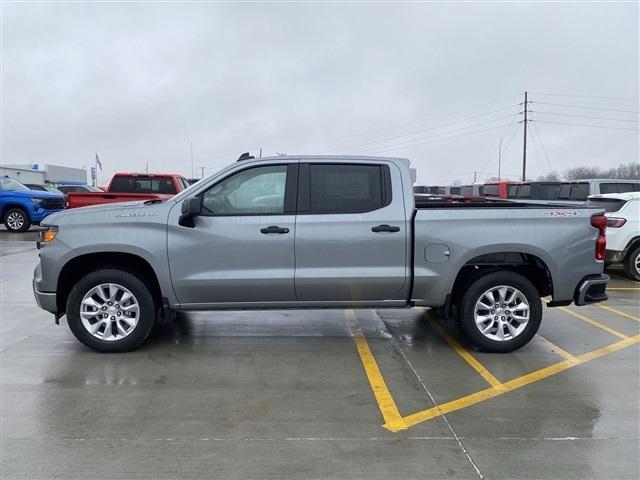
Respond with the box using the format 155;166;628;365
574;274;609;306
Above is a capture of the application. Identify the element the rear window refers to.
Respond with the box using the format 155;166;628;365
481;185;500;197
109;176;177;194
586;198;628;212
601;182;640;194
537;183;561;200
309;164;387;213
516;185;531;198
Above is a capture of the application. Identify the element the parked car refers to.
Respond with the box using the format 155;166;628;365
24;184;66;196
0;176;65;232
480;181;519;199
587;192;640;281
66;173;189;209
508;179;640;204
57;185;104;195
34;155;609;353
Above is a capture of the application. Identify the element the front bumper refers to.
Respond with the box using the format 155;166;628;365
574;274;609;306
30;208;64;224
33;278;58;314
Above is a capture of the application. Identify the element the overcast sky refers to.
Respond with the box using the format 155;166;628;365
2;2;638;185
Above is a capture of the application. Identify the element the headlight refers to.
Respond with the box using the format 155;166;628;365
31;197;44;205
37;225;58;246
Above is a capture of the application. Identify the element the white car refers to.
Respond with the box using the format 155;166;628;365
588;192;640;281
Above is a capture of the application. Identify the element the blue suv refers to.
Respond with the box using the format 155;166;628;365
0;176;65;232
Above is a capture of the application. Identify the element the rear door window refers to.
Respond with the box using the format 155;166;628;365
307;164;388;214
110;176;177;194
558;184;572;200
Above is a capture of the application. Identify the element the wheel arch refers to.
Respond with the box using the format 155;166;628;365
450;250;554;308
56;251;163;314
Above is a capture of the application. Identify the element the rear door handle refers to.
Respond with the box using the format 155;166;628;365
371;224;400;233
260;225;289;234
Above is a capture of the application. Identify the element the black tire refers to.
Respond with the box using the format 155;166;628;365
623;245;640;282
458;270;542;353
66;268;157;352
3;207;31;233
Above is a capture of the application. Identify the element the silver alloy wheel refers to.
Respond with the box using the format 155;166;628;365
474;285;530;342
6;211;25;231
635;251;640;275
80;283;140;341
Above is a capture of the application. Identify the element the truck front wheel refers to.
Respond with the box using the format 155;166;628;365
458;271;542;353
3;207;30;233
66;269;156;352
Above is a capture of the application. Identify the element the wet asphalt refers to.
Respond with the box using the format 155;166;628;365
1;231;639;479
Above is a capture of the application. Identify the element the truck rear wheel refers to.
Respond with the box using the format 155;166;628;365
458;271;542;353
3;207;30;233
66;268;156;352
623;245;640;282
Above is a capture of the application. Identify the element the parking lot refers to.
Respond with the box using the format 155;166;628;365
1;233;639;480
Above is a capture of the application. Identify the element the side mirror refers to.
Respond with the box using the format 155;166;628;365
179;197;201;227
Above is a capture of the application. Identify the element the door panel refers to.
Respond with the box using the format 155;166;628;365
294;162;408;302
167;163;297;305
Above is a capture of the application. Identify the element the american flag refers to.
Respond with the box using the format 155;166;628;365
95;152;103;170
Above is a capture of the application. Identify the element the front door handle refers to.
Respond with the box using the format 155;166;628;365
260;225;289;234
371;224;400;233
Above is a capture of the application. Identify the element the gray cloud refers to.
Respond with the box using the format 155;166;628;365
2;2;638;185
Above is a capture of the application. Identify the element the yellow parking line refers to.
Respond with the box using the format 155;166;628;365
423;312;506;391
347;310;407;431
558;306;628;339
597;304;640;323
395;335;640;430
606;287;640;291
535;334;578;362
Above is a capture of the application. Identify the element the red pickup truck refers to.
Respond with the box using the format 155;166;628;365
67;173;190;209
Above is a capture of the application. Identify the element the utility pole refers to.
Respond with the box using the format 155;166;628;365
259;148;262;158
145;162;149;173
473;171;477;183
498;137;502;181
522;91;528;182
200;166;205;179
190;141;194;178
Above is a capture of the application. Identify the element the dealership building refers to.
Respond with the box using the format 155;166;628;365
0;164;87;186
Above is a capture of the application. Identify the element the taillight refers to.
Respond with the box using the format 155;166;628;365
591;214;607;260
606;217;626;228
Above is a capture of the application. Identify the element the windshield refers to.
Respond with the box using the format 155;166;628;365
44;186;65;195
0;177;29;191
86;186;103;192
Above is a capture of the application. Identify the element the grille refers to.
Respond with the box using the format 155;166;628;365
41;198;65;210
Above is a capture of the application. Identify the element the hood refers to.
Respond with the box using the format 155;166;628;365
42;198;172;225
7;189;64;200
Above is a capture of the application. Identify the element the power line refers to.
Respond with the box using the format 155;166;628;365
349;114;519;155
530;101;639;114
358;122;518;156
528;122;548;176
532;119;639;131
530;110;640;123
476;117;520;180
529;91;639;101
529;122;555;173
321;106;520;154
262;94;522;150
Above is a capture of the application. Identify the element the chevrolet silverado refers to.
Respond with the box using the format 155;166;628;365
33;156;609;352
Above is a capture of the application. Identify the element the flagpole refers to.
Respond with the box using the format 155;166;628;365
94;150;98;186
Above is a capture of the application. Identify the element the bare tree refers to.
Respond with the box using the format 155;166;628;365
564;166;605;180
451;179;462;186
536;171;561;181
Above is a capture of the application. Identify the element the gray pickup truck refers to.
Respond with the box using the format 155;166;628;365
33;156;609;353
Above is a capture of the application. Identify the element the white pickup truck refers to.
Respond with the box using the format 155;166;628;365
33;155;609;353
